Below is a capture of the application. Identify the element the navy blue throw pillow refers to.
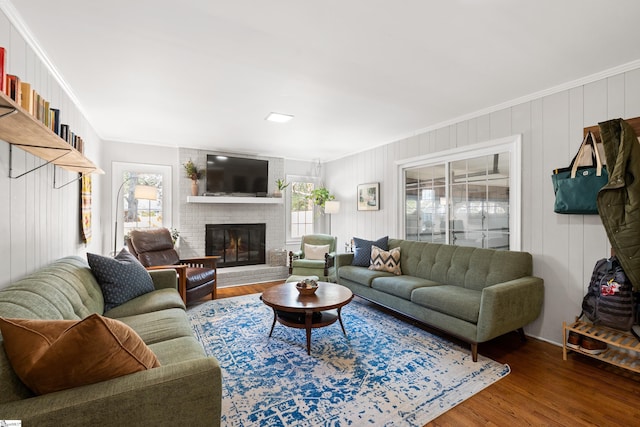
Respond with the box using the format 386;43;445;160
87;249;155;312
351;236;389;267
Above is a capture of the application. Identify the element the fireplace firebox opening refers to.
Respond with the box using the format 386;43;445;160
205;223;266;267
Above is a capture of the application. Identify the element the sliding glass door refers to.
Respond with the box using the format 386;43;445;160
448;153;510;249
405;164;447;244
400;136;520;250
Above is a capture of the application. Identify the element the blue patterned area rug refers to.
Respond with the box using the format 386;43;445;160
188;294;510;426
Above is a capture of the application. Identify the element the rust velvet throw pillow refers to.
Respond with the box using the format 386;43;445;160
0;314;160;395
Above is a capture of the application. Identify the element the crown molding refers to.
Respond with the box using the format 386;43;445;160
325;59;640;163
403;59;640;141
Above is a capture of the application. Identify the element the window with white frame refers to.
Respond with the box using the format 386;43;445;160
398;135;521;250
112;162;172;254
287;176;320;242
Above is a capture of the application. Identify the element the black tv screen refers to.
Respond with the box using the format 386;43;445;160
205;155;268;196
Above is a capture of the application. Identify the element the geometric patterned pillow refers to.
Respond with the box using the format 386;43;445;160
352;236;388;267
87;249;155;312
368;245;402;275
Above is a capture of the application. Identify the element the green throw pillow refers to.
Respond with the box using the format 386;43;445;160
87;250;155;311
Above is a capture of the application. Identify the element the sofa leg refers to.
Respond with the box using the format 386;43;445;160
517;327;526;342
471;343;478;362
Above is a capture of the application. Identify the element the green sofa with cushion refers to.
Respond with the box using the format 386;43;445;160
0;256;221;426
335;239;544;361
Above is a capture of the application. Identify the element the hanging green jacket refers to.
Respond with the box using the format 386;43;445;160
597;119;640;291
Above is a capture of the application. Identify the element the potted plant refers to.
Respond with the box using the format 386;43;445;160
170;228;180;246
274;178;289;198
307;187;335;210
183;159;202;196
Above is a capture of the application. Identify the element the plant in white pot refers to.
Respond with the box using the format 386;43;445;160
274;178;289;198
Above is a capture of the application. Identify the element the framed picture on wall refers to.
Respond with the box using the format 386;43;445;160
357;182;380;211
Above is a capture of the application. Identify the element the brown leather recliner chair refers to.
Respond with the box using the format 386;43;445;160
127;228;219;304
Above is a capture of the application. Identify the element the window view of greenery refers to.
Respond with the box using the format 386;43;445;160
290;181;315;238
405;152;511;250
122;171;163;239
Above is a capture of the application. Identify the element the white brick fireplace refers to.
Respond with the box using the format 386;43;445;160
177;148;288;286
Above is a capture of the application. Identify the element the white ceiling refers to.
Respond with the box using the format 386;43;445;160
6;0;640;162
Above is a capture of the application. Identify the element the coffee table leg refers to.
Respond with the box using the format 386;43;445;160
269;308;277;337
305;312;312;355
338;307;347;336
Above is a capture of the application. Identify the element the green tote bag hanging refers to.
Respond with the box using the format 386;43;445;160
551;131;608;214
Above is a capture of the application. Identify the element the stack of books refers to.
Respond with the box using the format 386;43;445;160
0;46;85;154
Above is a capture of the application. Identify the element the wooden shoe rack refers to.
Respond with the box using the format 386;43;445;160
563;320;640;373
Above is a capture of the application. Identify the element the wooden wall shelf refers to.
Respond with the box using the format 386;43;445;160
583;116;640;143
0;90;103;175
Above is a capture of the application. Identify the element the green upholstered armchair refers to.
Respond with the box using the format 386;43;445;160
289;234;337;282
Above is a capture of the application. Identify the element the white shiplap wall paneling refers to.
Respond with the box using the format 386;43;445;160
476;114;492;144
455;121;468;148
541;90;572;341
625;68;640;117
608;74;626;119
0;10;103;288
490;108;512;140
566;87;588;319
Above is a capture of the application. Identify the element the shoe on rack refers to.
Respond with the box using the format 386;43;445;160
580;336;607;355
632;325;640;342
566;331;582;349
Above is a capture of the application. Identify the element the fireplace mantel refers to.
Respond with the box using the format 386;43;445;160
187;196;283;204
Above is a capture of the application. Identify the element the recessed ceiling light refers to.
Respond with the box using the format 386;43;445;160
265;112;294;123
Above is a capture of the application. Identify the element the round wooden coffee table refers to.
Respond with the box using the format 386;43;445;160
261;282;354;354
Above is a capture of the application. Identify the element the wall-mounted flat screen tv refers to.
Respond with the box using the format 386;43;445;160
205;155;268;196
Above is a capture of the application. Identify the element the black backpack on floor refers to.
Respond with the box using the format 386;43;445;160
581;256;634;331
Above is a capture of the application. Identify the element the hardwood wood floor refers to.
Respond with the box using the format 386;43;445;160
215;283;640;426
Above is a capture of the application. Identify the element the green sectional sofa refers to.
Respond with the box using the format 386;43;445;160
335;239;544;361
0;256;221;427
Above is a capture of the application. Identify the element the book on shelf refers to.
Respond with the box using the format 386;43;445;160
60;124;69;142
33;91;40;121
0;47;5;94
5;74;21;102
43;100;50;127
38;95;44;123
50;108;60;135
20;82;33;114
